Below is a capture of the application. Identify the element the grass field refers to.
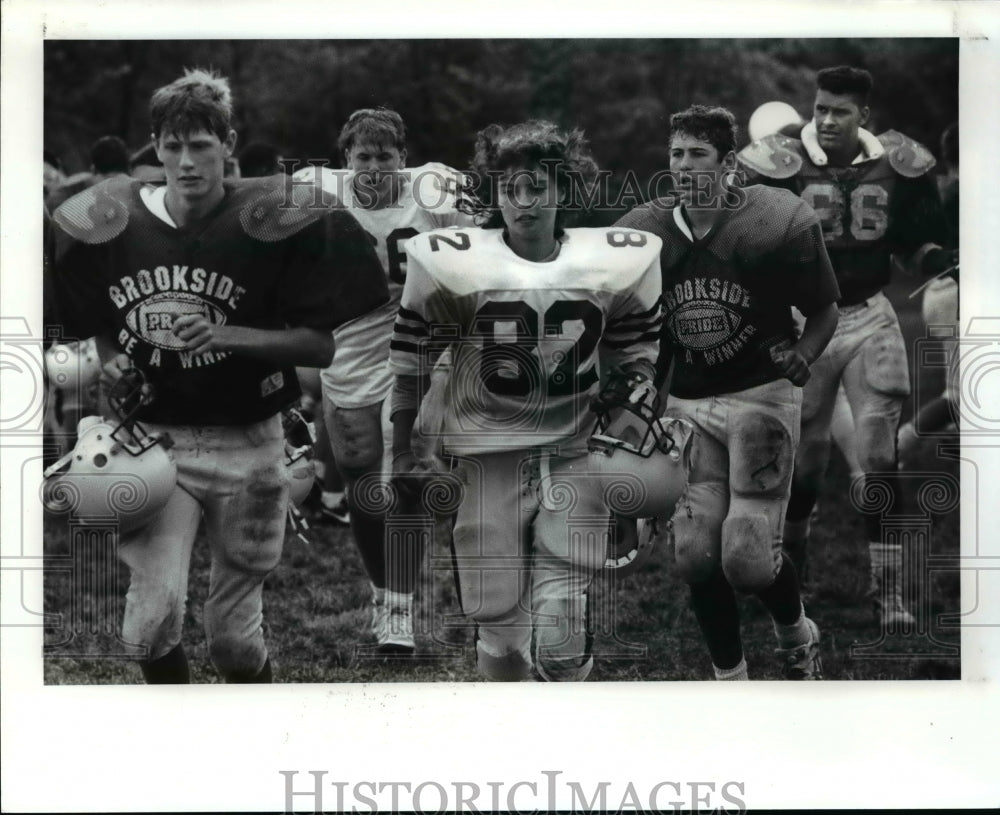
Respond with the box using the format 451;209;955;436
42;278;961;683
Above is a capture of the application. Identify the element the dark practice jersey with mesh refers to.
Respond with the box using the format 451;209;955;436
740;138;947;305
616;185;839;399
49;175;388;425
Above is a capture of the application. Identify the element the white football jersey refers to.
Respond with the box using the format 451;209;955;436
389;226;663;454
294;163;473;407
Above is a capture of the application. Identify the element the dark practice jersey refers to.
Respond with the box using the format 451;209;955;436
739;129;948;305
49;175;388;425
616;185;839;399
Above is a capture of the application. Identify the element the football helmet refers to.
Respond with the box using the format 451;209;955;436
588;382;693;520
282;407;316;507
748;101;805;142
44;338;101;410
604;516;660;576
43;369;176;532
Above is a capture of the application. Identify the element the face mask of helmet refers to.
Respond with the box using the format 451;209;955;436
588;383;694;522
282;407;316;507
43;368;177;532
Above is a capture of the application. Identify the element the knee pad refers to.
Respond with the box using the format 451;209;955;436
730;411;794;497
328;405;384;479
122;582;184;655
671;481;727;585
862;328;911;398
856;413;899;473
721;512;781;593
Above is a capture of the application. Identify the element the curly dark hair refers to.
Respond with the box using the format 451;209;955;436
669;105;738;159
459;120;599;231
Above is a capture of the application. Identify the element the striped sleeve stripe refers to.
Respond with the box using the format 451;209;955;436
607;301;662;325
393;322;427;338
604;316;663;337
389;339;424;355
397;306;430;325
602;330;662;350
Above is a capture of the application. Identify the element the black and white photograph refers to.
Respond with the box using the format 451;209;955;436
3;1;998;812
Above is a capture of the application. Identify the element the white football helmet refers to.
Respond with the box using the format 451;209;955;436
45;338;101;410
605;516;660;576
748;101;805;142
43;370;176;532
588;384;693;521
282;408;316;507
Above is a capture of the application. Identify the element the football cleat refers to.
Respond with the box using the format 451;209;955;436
588;380;693;520
777;617;823;680
43;368;176;532
319;493;351;525
378;603;416;655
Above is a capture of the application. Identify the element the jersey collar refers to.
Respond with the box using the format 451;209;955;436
801;120;884;167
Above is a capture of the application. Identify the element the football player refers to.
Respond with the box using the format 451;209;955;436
47;69;388;683
389;120;663;681
293;109;473;654
738;67;952;624
617;105;839;679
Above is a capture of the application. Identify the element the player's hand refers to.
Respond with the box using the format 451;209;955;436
591;372;656;414
172;314;230;354
922;247;959;278
391;450;435;501
770;345;811;387
99;353;154;403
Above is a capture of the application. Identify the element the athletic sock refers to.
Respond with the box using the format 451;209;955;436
772;603;811;650
384;588;412;610
321;490;345;510
713;657;748;681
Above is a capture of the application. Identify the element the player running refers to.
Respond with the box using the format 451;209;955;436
617;105;839;679
47;69;387;683
294;109;473;655
389;120;663;680
738;67;951;625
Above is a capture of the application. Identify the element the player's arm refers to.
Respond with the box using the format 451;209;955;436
389;372;430;486
895;175;957;279
387;242;454;487
170;320;334;367
772;212;841;386
176;207;389;367
772;302;838;386
596;246;663;408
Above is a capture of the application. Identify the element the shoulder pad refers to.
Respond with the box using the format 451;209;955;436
239;176;338;242
737;134;803;179
51;177;132;244
571;227;663;277
878;130;936;178
408;162;466;201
